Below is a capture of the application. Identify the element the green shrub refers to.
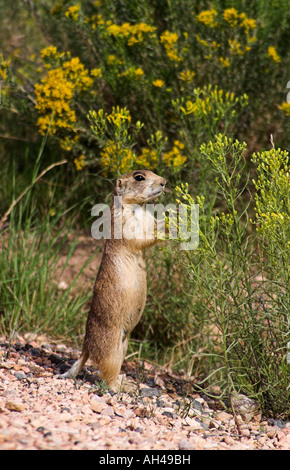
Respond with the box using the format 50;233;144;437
162;135;289;419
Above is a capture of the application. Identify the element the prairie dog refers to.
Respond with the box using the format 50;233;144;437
63;170;166;387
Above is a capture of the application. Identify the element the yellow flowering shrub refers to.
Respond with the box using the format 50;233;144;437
2;0;288;182
100;141;135;175
135;147;158;169
219;57;230;68
40;46;59;61
106;21;157;46
74;154;85;171
62;57;93;90
228;39;250;56
196;9;218;28
178;85;248;123
173;135;289;419
160;30;182;63
195;7;257;68
122;66;144;80
88;107;144;177
65;5;81;21
35;48;95;135
106;54;123;66
35;68;76;135
178;70;195;82
91;67;102;78
60;134;79;152
163;140;187;171
267;46;281;63
223;8;239;27
239;13;257;33
153;79;164;88
135;141;187;173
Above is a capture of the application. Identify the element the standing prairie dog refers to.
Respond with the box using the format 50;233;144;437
63;170;166;388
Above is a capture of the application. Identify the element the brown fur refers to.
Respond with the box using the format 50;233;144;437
63;170;166;387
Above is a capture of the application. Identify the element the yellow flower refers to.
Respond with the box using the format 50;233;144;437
160;30;182;62
107;106;131;127
100;141;135;175
195;34;209;47
41;46;58;59
107;22;131;37
228;39;250;56
122;67;144;79
63;57;93;90
267;46;281;63
0;55;11;69
91;67;102;78
107;54;123;66
65;5;80;21
136;148;158;169
0;69;7;80
178;70;195;82
135;67;144;77
180;100;198;115
35;53;93;135
239;14;256;33
74;155;85;171
153;79;164;87
196;9;218;28
122;66;144;80
223;8;239;27
219;57;230;68
278;102;290;116
127;23;157;45
163;140;187;170
60;134;79;151
107;21;157;48
160;30;179;45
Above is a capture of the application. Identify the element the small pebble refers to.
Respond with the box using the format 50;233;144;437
178;438;195;450
14;372;27;380
5;401;25;412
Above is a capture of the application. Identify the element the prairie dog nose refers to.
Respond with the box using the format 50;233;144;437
160;178;166;187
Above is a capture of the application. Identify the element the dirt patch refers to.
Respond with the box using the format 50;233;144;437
0;334;289;450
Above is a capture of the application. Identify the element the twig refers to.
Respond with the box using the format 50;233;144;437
0;159;67;229
270;134;275;149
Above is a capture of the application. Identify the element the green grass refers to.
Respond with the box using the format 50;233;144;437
0;138;92;343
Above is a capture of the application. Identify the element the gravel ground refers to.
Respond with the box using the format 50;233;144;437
0;333;289;451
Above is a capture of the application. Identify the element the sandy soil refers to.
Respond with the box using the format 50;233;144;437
0;333;289;451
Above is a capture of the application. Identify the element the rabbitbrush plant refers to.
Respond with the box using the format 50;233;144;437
171;134;289;419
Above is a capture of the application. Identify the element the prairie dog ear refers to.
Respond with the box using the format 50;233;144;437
115;178;124;195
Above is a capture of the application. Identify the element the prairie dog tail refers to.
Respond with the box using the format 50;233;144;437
62;350;89;379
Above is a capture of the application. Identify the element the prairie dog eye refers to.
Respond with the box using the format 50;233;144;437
134;174;145;181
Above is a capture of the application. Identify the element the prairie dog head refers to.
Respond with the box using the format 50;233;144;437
114;170;166;204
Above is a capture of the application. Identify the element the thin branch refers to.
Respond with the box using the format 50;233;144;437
0;159;67;229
